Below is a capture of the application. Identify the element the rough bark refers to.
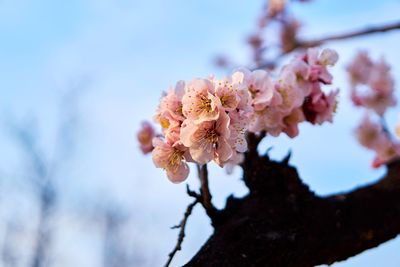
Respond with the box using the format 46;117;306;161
185;146;400;267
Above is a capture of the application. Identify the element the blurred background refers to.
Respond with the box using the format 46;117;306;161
0;0;399;266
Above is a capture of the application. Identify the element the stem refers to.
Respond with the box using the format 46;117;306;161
197;164;213;212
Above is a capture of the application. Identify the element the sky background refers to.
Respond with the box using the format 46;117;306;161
0;0;400;266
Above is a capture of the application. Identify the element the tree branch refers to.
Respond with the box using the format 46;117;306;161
256;21;400;70
185;159;400;266
196;164;219;221
296;20;400;49
164;199;199;267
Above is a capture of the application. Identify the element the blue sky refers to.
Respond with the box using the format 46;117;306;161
0;0;400;266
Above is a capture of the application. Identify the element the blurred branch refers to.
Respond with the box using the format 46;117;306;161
164;199;199;267
295;20;400;49
257;20;400;69
5;86;85;267
101;206;132;267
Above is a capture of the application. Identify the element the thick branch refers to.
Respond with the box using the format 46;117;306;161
185;159;400;266
320;160;400;264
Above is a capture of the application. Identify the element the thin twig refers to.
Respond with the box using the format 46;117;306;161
164;199;199;267
296;20;400;49
186;184;201;200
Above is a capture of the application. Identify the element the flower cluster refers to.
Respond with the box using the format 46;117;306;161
139;48;339;183
347;51;396;115
248;48;339;137
348;51;400;167
355;115;400;168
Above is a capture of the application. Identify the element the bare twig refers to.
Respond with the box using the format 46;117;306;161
186;184;201;200
164;199;199;267
296;20;400;49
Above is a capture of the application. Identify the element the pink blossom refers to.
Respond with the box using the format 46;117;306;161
357;92;396;116
305;48;338;84
347;52;396;116
276;66;306;113
152;138;190;183
282;108;305;138
231;70;254;118
137;121;156;154
155;81;185;130
228;119;248;153
180;112;232;166
303;87;338;125
164;123;181;145
237;68;276;111
281;58;311;96
355;115;400;168
249;106;284;136
355;115;386;150
368;59;394;95
214;78;240;112
347;51;373;86
372;141;400;168
182;78;220;124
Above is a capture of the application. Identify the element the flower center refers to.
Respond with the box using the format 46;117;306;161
169;149;184;170
199;95;212;112
205;129;219;145
249;85;259;99
220;95;231;107
176;104;183;116
160;117;170;129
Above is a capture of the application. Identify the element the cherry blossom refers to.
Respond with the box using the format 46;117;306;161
182;78;220;124
137;121;156;154
371;142;400;168
152;138;190;183
347;52;396;116
355;115;386;150
180;112;232;166
355;114;400;168
303;88;338;125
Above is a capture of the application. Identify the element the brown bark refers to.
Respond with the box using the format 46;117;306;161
185;145;400;266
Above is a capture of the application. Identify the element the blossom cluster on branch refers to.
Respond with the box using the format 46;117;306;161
348;51;400;167
138;48;339;183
